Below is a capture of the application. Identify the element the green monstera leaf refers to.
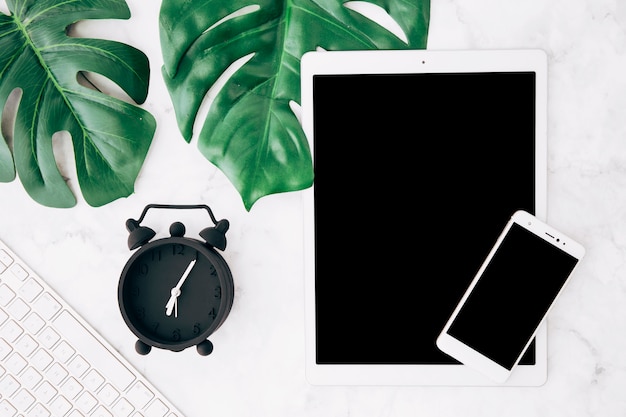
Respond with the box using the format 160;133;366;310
160;0;430;210
0;0;155;208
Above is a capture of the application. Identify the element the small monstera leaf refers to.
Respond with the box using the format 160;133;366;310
0;0;155;208
160;0;430;210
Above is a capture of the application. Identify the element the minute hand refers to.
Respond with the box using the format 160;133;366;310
165;259;196;316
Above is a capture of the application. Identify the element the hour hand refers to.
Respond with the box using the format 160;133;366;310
165;259;196;316
165;288;181;317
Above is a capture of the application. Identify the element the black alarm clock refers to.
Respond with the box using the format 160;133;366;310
118;204;234;356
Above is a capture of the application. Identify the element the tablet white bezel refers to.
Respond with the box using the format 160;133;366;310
300;49;548;386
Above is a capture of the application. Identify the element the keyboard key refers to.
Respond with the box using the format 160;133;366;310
5;352;28;374
0;399;17;417
83;369;105;391
98;383;120;406
22;312;45;334
20;366;43;390
0;320;23;342
60;376;83;399
30;349;53;371
10;263;28;281
126;381;154;409
33;293;61;320
0;249;13;267
7;298;30;320
112;397;134;417
52;340;75;363
145;398;170;417
49;395;72;416
34;380;57;403
0;338;12;360
37;327;60;349
15;334;38;356
19;278;43;302
13;388;36;410
76;391;98;414
67;354;90;377
0;374;20;396
0;284;16;306
45;362;69;385
10;302;30;323
28;402;51;417
92;405;114;417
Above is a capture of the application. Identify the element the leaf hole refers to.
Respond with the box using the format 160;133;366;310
192;52;255;146
0;0;8;16
1;88;21;153
289;100;301;126
76;71;135;105
202;5;261;34
66;17;134;44
344;1;408;44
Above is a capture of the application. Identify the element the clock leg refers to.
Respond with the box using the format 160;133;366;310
135;340;152;355
197;339;213;356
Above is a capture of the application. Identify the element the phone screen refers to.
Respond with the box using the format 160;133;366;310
446;223;580;370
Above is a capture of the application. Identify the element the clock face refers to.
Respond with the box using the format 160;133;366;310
119;237;234;351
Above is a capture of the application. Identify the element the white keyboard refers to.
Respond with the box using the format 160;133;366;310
0;239;184;417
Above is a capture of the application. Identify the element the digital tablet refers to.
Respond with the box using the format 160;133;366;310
300;49;548;386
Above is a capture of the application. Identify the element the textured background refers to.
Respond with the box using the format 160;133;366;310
0;0;624;416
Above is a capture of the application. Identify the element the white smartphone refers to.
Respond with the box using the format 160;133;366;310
436;210;585;383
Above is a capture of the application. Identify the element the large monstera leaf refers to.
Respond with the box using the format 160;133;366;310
160;0;430;210
0;0;154;208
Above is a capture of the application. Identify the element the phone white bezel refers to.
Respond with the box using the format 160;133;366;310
436;210;585;383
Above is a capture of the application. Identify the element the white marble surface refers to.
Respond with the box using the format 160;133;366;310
1;0;625;416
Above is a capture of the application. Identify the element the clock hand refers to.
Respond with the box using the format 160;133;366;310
165;259;196;316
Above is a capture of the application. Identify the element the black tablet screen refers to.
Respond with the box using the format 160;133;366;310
312;72;537;364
